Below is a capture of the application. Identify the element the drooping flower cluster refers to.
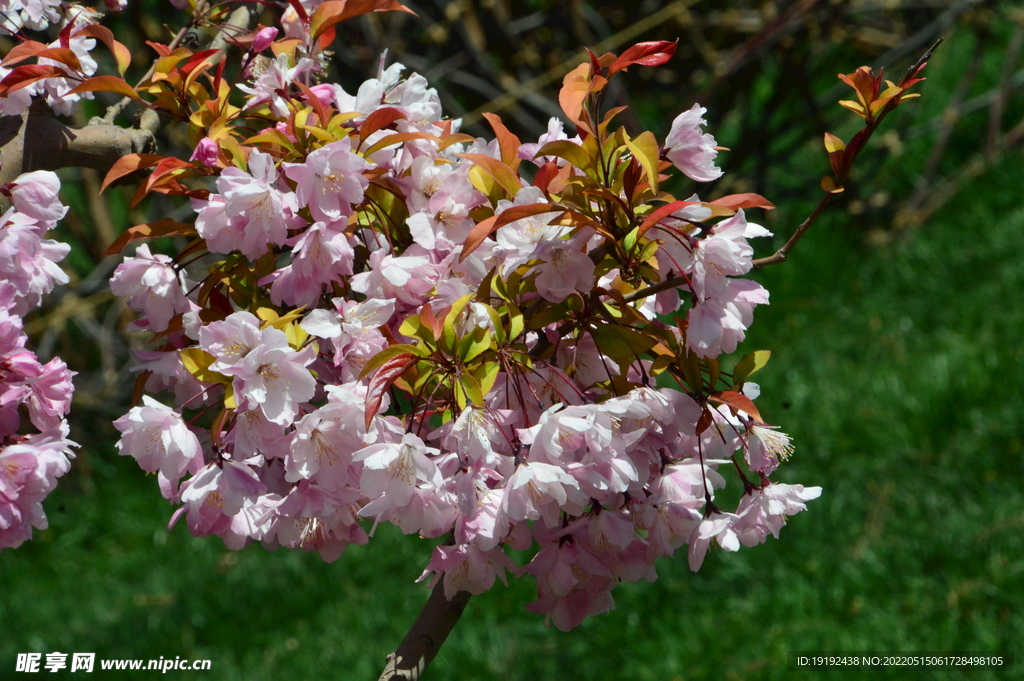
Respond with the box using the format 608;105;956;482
0;171;77;550
101;27;823;633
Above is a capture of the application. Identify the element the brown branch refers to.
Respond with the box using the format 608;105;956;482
377;581;471;680
0;98;156;188
750;192;833;268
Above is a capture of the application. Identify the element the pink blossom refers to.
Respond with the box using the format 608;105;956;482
268;221;355;308
354;433;441;509
350;251;436;308
174;461;267;548
733;484;822;547
417;543;518;599
497;461;587;532
687;510;740;571
251;26;278;53
197;149;302;259
189;137;219;166
114;396;204;482
686;277;770;358
0;209;70;315
664;104;723;183
284;137;372;223
201;312;317;426
5;171;66;225
110;244;194;332
238;52;318;117
745;423;794;474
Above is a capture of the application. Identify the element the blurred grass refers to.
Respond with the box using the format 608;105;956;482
3;13;1024;681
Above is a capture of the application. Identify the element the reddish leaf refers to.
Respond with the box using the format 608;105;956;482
365;352;416;428
636;199;702;238
311;0;417;41
695;407;713;435
482;112;521;169
1;41;49;67
707;193;776;211
709;390;763;423
179;49;219;77
66;76;143;102
0;65;67;96
100;153;164;193
142;157;196;196
24;47;83;72
76;24;132;75
293;78;332;126
460;202;561;262
359;106;406;143
145;41;173;59
608;39;678;76
104;218;197;256
533;161;560;194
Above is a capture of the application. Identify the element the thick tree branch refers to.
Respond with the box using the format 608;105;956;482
0;99;156;187
377;582;471;680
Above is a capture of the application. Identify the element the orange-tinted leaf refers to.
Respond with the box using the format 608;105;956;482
820;176;844;194
636;199;702;238
559;62;591;132
707;193;776;211
364;131;439;156
456;153;522;197
311;0;417;41
624;130;660;194
76;24;131;75
823;132;846;153
460;202;560;262
1;41;48;67
0;64;67;96
66;76;143;102
534;139;590;169
482;112;521;169
709;390;763;423
104;218;196;256
533;161;560;193
359;106;406;142
100;153;164;193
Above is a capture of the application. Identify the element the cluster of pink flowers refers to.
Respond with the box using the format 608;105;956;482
0;3;121;117
108;38;820;632
0;170;77;550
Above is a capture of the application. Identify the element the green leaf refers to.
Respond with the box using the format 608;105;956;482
442;293;476;353
732;350;771;385
459;328;493;363
590;324;658;359
624;130;661;194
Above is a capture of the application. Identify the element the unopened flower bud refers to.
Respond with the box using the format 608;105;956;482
252;27;278;54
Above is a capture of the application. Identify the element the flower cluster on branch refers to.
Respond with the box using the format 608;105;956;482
0;0;931;642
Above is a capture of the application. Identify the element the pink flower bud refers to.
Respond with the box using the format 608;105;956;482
252;27;278;53
306;83;335;109
189;137;219;166
104;0;127;11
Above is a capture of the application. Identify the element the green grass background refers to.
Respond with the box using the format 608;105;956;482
2;17;1023;681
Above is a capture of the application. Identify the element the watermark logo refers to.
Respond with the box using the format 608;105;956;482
15;653;209;673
